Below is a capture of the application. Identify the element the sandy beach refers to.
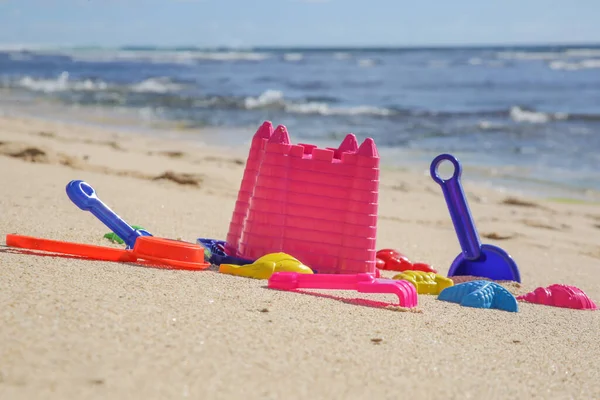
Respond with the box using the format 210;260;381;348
1;114;599;399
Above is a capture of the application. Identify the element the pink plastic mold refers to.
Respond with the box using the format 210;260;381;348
517;284;597;310
268;272;418;307
225;121;380;274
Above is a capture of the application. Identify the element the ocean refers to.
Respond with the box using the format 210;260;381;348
1;44;599;198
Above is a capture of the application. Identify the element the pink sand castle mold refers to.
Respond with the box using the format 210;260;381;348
225;121;379;274
517;284;597;310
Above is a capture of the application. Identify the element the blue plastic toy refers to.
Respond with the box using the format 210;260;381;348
438;280;518;312
430;154;521;282
66;180;153;249
196;238;255;266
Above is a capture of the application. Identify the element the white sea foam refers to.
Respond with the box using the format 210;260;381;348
357;58;376;67
0;43;272;64
478;120;504;130
497;48;600;62
509;106;568;124
63;50;271;65
193;51;270;61
17;72;108;93
13;72;182;94
129;77;182;93
333;52;351;60
468;57;505;67
549;59;600;71
283;53;303;62
0;46;271;65
510;107;548;123
564;48;600;57
286;102;392;116
496;51;565;61
244;89;392;116
244;90;286;109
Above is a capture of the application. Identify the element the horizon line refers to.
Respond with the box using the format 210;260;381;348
1;41;600;51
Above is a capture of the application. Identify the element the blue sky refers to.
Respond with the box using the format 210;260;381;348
0;0;598;47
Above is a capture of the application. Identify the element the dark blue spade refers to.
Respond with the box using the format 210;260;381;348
430;154;521;282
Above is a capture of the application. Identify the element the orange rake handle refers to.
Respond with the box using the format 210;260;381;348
6;234;137;262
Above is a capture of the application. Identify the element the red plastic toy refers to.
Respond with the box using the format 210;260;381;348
517;284;597;310
375;249;436;273
225;121;380;275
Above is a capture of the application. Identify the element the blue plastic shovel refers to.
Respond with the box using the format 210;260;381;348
430;154;521;282
66;180;153;249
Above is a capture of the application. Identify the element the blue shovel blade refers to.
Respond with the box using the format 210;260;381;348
448;244;521;282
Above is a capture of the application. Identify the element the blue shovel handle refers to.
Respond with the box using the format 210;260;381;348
430;154;482;260
66;180;152;248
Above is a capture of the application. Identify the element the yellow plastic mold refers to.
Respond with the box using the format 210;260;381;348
392;270;454;295
219;252;314;279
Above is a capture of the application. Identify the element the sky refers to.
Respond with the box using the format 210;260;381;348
0;0;598;48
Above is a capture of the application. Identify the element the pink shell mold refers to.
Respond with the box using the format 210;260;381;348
517;284;597;310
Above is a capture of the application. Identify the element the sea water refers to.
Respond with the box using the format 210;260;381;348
1;45;599;198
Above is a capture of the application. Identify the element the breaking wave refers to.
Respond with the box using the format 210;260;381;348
5;72;183;94
3;74;600;123
494;48;600;71
508;106;568;124
549;59;600;71
242;90;393;116
0;48;271;66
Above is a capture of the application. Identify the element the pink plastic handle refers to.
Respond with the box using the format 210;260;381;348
268;272;418;308
269;272;373;290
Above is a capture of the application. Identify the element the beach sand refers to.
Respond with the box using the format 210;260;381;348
1;114;599;399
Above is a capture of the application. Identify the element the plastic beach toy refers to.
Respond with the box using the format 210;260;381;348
438;280;518;312
392;271;454;295
196;238;255;266
6;234;136;262
63;180;209;268
430;154;521;282
219;252;314;279
6;234;210;270
268;272;418;307
8;179;209;270
517;284;597;310
67;180;152;249
224;122;380;275
376;248;437;273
